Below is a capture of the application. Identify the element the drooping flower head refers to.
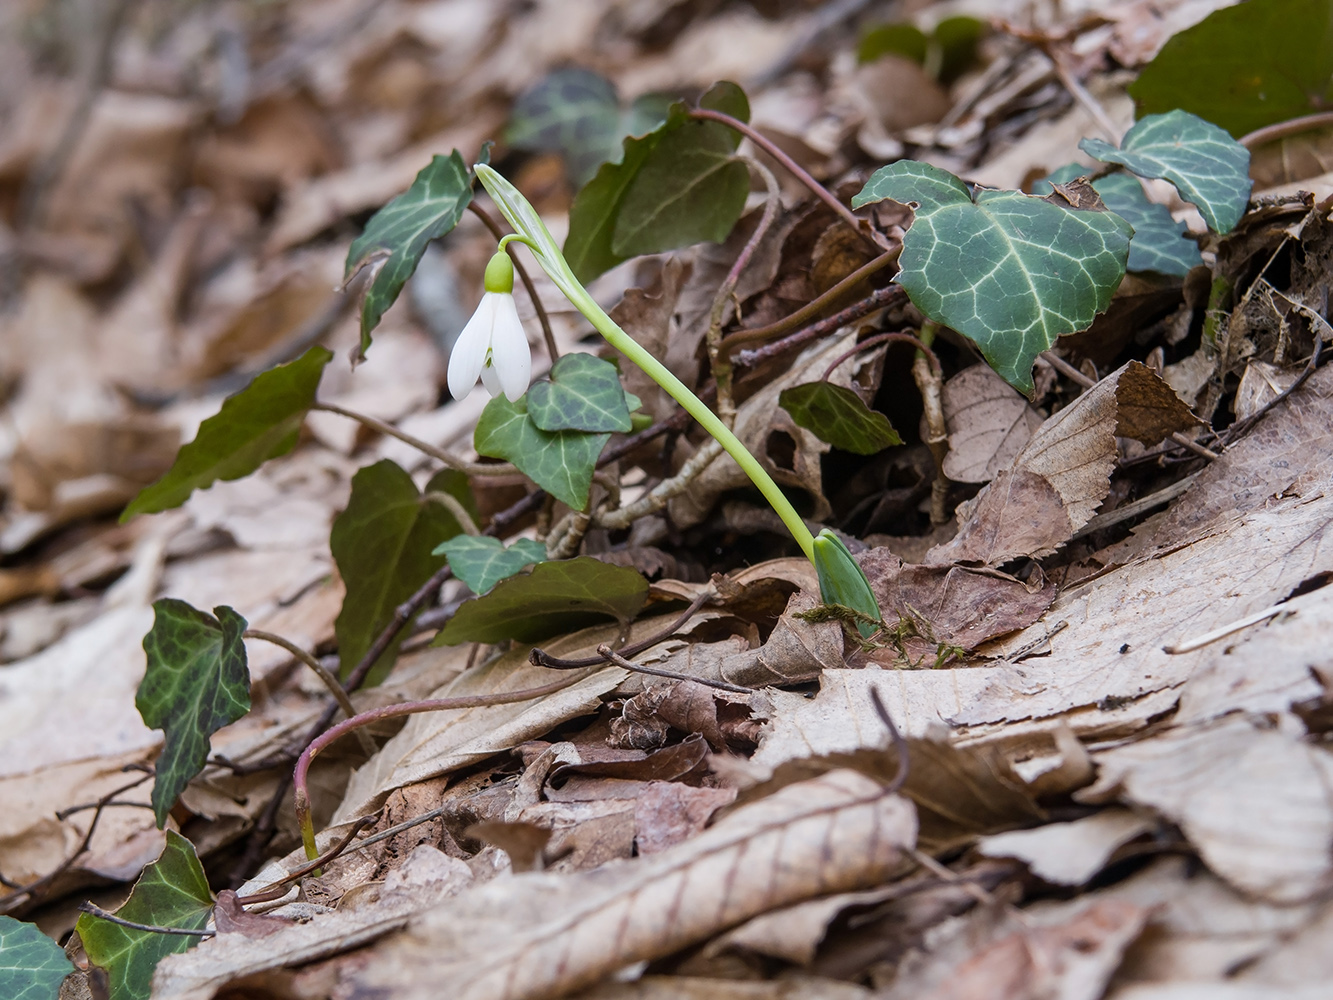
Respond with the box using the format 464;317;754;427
447;250;532;402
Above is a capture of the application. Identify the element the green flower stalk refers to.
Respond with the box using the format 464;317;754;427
473;165;882;631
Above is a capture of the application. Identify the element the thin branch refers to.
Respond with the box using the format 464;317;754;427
593;438;723;531
0;769;154;913
422;491;480;536
532;590;712;668
708;157;782;424
234;817;376;904
821;331;940;382
468;200;560;362
243;630;374;755
310;401;519;476
1240;111;1333;149
78;903;215;938
1222;335;1324;444
723;250;900;354
342;563;454;693
735;285;906;369
868;687;909;796
689;108;871;241
596;645;755;694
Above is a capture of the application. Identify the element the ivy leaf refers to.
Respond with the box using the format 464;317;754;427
852;161;1131;394
1080;110;1251;234
76;831;213;1000
433;535;548;595
526;353;632;433
564;81;750;284
122;346;333;521
474;395;608;510
506;68;670;186
1040;166;1202;277
0;916;74;1000
345;151;474;356
138;601;249;827
779;382;902;455
436;557;648;645
332;462;470;684
1128;0;1333;138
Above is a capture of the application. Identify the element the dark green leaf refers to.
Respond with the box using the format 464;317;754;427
564;81;750;283
433;535;547;595
858;22;928;65
853;161;1131;394
76;831;213;1000
1128;0;1333;138
932;16;986;84
474;395;608;510
505;69;671;186
526;353;632;433
332;462;469;683
436;557;648;645
345;151;474;355
138;601;249;827
122;346;333;521
0;916;73;1000
779;382;902;454
1080;110;1251;233
1040;165;1202;277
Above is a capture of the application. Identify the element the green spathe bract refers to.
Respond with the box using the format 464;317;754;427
812;529;881;638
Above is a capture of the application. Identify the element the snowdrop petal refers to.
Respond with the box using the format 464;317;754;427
480;359;503;397
489;293;532;402
447;294;498;400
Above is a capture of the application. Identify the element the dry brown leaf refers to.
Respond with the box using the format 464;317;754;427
609;257;694;424
352;770;915;1000
1079;715;1333;904
975;809;1154;886
956;363;1333;727
929;361;1198;566
633;781;736;856
581;975;872;1000
942;364;1046;484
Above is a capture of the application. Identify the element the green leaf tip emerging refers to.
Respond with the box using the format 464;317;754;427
0;915;74;1000
76;831;213;1000
812;530;882;639
346;150;476;355
138;600;249;827
853;161;1131;394
122;345;333;522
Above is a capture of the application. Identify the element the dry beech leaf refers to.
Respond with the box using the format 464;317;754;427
212;890;293;938
942;364;1046;484
580;975;872;1000
633;781;737;855
975;809;1154;886
1080;715;1333;904
352;770;916;1000
956;363;1333;728
928;361;1200;566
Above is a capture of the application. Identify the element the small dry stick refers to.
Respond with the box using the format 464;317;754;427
596;645;755;695
468;200;560;362
1163;602;1290;654
310;401;520;476
735;286;906;369
594;438;723;531
532;590;712;669
235;817;376;904
78;902;215;938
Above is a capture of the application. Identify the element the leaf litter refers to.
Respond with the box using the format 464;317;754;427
2;1;1333;999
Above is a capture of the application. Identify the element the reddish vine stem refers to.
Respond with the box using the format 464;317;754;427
821;331;940;382
722;249;900;353
293;672;592;860
235;817;375;904
736;285;906;369
689;107;871;241
468;200;560;362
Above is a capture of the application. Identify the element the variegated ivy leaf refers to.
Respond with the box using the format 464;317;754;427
526;353;632;433
1080;110;1251;234
853;161;1131;394
433;535;548;595
474;394;608;510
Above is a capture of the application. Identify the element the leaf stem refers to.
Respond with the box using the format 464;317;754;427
309;401;521;477
468;201;560;361
293;672;593;859
734;285;906;369
688;107;870;241
243;630;375;754
820;331;940;382
722;249;899;353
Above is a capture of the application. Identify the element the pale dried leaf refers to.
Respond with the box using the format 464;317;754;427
353;770;916;1000
942;364;1045;484
976;809;1154;886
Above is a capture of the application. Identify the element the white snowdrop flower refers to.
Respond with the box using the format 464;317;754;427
447;250;531;402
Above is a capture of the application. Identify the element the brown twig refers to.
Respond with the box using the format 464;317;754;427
596;645;755;694
735;285;906;369
0;768;154;913
234;817;376;904
309;401;520;476
821;331;940;382
868;687;909;797
1239;111;1333;149
78;902;215;938
468;200;560;362
531;590;711;668
689;107;872;242
722;251;900;353
1222;336;1324;444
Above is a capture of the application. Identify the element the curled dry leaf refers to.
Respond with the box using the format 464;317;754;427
1080;715;1333;904
352;770;916;1000
928;361;1200;566
976;809;1155;887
